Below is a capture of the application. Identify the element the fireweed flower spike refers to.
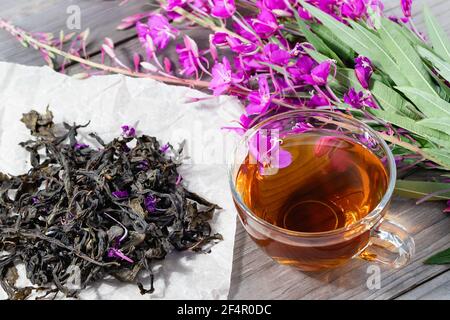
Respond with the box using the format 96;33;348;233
354;56;373;89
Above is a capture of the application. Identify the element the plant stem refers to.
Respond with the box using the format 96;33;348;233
173;7;250;44
378;132;428;159
0;19;210;88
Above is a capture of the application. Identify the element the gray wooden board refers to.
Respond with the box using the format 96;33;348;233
1;0;450;300
0;0;150;66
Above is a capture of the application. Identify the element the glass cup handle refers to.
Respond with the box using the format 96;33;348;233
358;219;415;268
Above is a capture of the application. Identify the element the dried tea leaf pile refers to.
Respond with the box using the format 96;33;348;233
0;109;222;299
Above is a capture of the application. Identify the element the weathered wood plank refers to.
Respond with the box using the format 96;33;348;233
0;0;150;66
229;198;450;299
384;0;450;37
396;271;450;300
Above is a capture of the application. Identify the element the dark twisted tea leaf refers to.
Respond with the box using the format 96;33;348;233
0;109;222;300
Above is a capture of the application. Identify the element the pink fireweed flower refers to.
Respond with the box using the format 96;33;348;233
211;32;228;46
121;125;136;137
308;94;331;107
209;57;243;96
292;121;313;133
232;17;259;42
74;143;89;150
262;43;291;66
340;0;367;20
222;114;252;136
165;0;186;11
355;56;373;89
248;132;292;175
112;190;129;199
211;0;236;18
288;55;317;83
251;9;280;39
401;0;412;19
302;60;332;86
144;195;158;212
191;0;212;14
108;248;134;263
344;88;378;109
176;35;208;77
256;0;287;12
343;88;365;108
226;36;258;54
136;14;179;51
246;76;272;115
298;5;313;20
315;136;350;172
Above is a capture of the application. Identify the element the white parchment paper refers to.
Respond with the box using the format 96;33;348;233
0;61;242;300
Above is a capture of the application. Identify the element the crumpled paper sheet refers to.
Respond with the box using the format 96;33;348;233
0;61;243;300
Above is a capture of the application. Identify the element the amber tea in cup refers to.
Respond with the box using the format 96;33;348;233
230;111;414;271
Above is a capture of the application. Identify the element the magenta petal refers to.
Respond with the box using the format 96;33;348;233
310;61;331;85
211;0;236;18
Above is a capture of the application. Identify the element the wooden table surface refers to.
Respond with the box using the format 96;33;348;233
1;0;449;300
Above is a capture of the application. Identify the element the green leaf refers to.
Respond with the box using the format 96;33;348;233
295;18;344;66
395;180;450;200
299;1;409;86
379;18;438;97
424;5;450;63
418;118;450;133
305;47;331;64
310;23;355;65
395;86;450;118
425;248;450;265
370;109;450;149
418;46;450;83
422;148;450;168
348;20;411;87
370;81;422;119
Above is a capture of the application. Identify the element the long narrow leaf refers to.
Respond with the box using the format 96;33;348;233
371;81;422;118
295;18;344;66
395;180;450;200
379;18;438;97
348;20;410;87
396;86;450;118
418;46;450;83
370;109;450;149
425;248;450;265
418;118;450;133
310;23;354;65
424;5;450;63
299;1;409;86
422;148;450;168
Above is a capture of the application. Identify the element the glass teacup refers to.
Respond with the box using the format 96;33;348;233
229;110;415;271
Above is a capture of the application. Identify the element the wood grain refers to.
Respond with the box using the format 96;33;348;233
0;0;150;66
1;0;450;300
